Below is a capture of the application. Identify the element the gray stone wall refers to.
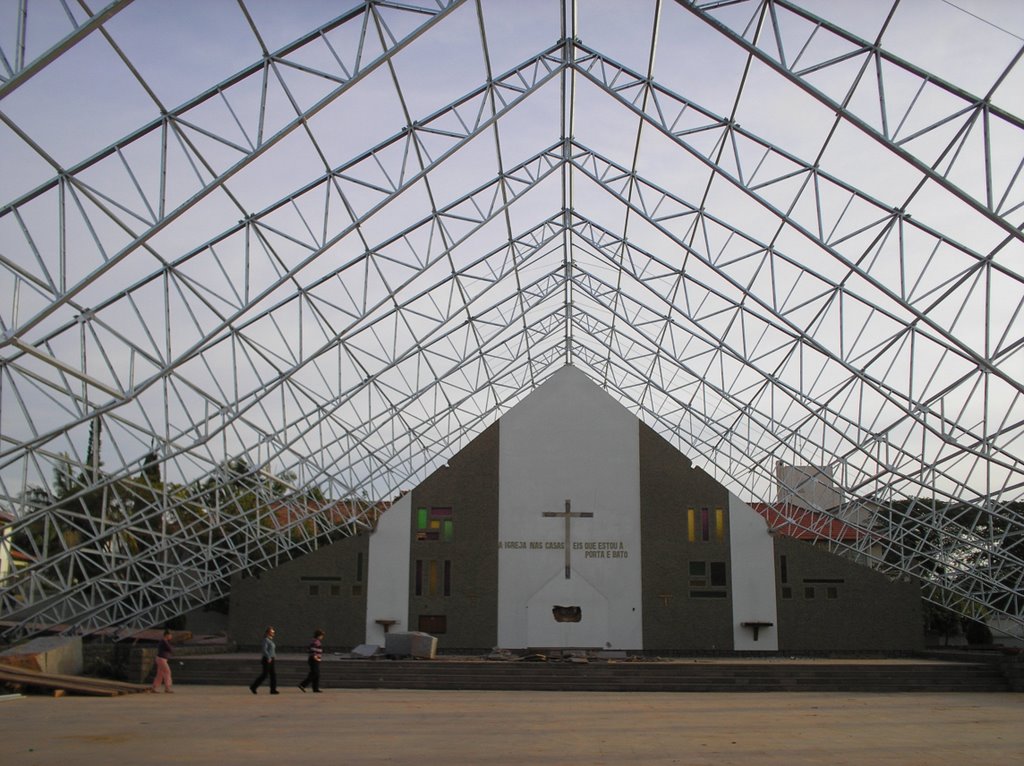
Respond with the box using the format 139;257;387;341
408;422;500;651
639;424;733;651
773;535;924;652
228;532;370;652
84;642;233;684
83;642;154;684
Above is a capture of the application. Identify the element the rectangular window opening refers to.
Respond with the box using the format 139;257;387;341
689;560;729;599
418;615;447;634
710;561;727;587
688;560;706;587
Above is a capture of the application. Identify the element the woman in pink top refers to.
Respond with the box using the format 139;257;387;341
152;630;174;693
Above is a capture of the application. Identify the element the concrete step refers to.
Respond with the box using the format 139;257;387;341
172;657;1012;692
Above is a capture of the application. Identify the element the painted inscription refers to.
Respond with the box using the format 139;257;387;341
499;540;629;559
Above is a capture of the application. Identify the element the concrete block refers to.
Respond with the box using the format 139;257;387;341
0;635;84;675
385;631;437;659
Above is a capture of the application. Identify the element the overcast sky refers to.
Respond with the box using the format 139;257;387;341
1;0;1022;506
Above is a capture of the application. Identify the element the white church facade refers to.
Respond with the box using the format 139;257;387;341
229;367;923;654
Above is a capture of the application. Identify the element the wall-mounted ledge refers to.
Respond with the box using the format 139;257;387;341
740;621;774;641
375;619;399;634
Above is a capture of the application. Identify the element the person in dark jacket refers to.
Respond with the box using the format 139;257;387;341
152;629;174;693
298;629;325;693
249;626;278;694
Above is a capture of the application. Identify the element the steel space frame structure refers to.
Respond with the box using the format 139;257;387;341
0;0;1022;641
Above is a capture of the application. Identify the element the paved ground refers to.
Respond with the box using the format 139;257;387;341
3;686;1023;765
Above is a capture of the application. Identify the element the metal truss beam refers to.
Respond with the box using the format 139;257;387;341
680;0;1024;228
1;0;1021;642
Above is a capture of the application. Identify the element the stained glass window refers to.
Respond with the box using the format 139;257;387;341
687;508;725;543
416;506;454;541
414;559;452;597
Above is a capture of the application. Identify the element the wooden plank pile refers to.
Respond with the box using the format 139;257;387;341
0;663;151;697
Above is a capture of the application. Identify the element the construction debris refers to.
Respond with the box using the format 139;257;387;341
350;644;381;658
384;632;437;659
0;663;150;697
0;635;83;675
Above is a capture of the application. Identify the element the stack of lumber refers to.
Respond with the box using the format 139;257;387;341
0;663;150;697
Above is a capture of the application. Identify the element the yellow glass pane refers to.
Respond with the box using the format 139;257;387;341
715;509;724;541
687;509;695;542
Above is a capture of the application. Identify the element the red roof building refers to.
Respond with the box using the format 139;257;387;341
750;502;865;544
265;498;387;531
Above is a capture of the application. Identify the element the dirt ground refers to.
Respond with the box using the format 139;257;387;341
3;686;1023;765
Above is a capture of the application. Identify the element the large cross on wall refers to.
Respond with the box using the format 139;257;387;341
542;499;593;579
